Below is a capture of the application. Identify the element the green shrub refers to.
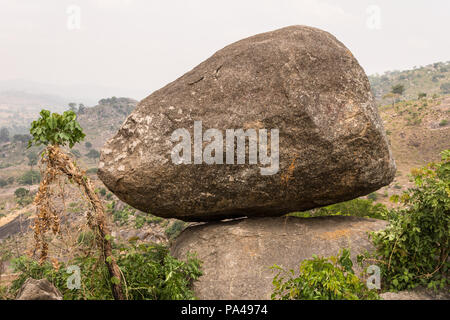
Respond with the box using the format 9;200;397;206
0;179;6;188
28;110;85;148
18;170;40;185
365;150;449;291
86;168;98;174
14;187;29;198
271;249;379;300
165;220;187;239
0;285;9;300
86;149;100;159
439;119;448;127
290;198;387;220
14;187;32;206
135;213;164;229
134;215;146;229
367;193;378;201
99;188;106;197
71;149;81;158
8;244;201;300
440;82;450;94
109;204;134;226
77;231;96;248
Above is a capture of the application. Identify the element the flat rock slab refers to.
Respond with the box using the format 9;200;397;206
171;216;387;300
99;25;395;222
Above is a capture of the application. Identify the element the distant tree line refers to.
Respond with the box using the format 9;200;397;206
0;127;31;144
68;102;86;114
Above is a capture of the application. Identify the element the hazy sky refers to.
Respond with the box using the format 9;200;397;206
1;0;449;101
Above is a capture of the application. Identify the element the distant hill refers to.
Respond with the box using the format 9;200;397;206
0;91;68;135
0;79;140;134
369;61;450;105
75;97;138;152
373;94;449;206
0;79;137;107
0;97;138;190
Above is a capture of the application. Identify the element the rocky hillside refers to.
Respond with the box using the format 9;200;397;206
71;97;137;164
369;61;450;105
372;94;449;206
0;97;137;186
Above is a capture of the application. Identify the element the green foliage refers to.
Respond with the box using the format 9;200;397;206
12;134;31;144
86;168;98;174
28;110;85;148
0;127;9;143
271;249;379;300
440;82;450;94
71;149;82;158
77;231;96;248
391;84;405;95
86;149;100;159
107;202;163;229
9;244;202;300
98;188;107;197
110;204;134;226
418;92;427;99
18;170;40;185
366;150;449;291
0;179;7;188
85;142;92;148
117;244;201;300
290;198;387;220
0;285;9;300
165;220;187;239
439;119;448;127
26;152;38;167
14;187;32;206
0;163;12;170
367;193;378;201
134;215;146;229
68;102;77;112
406;111;422;126
14;187;29;198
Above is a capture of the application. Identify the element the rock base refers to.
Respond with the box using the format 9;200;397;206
171;216;387;300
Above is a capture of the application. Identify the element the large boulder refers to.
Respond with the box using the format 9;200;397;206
171;216;387;300
98;25;396;221
16;278;63;300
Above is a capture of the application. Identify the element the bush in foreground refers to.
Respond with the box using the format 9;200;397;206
271;249;379;300
8;244;201;300
362;150;449;291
